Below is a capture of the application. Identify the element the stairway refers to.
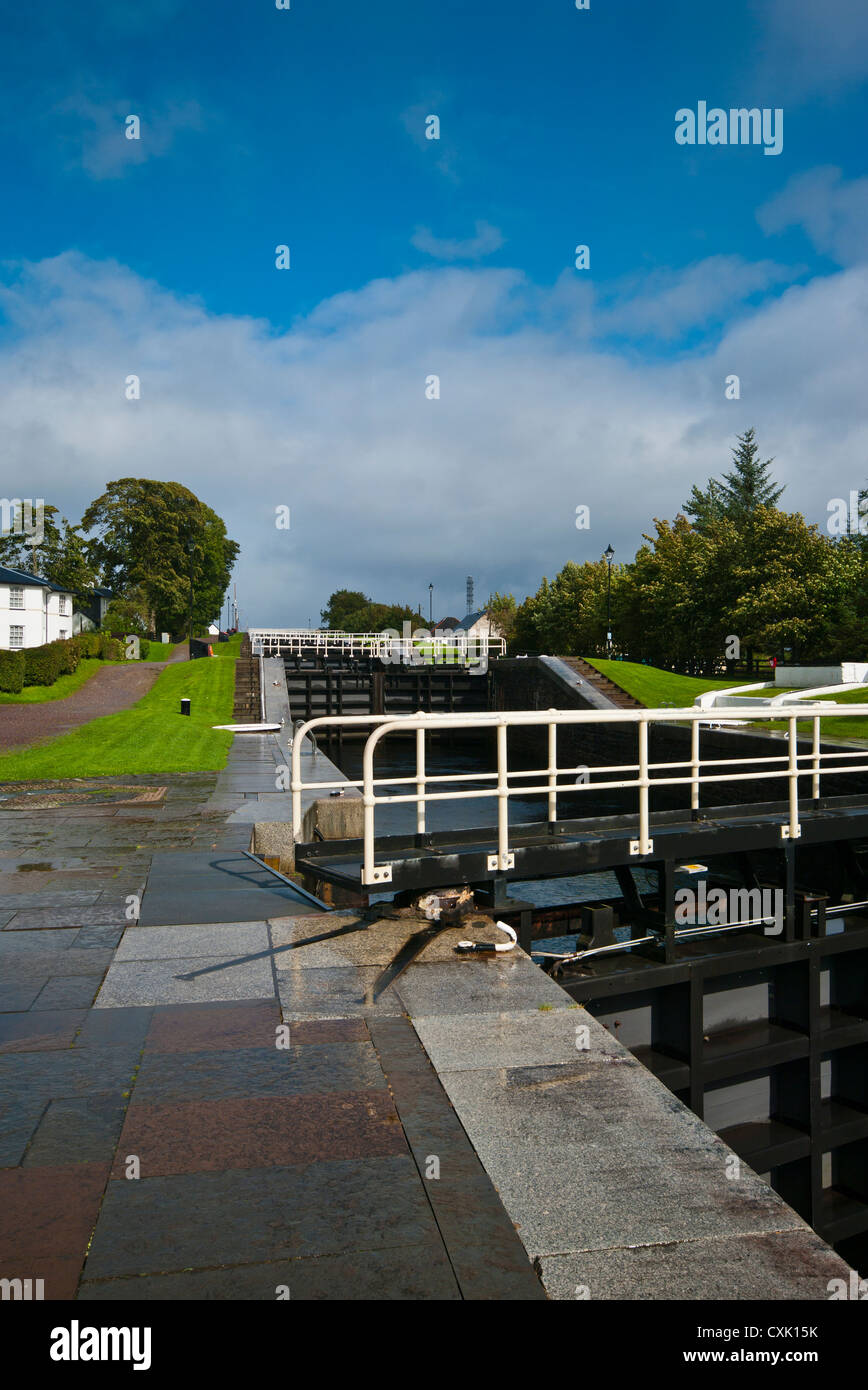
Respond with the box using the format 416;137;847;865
559;657;644;709
232;636;261;720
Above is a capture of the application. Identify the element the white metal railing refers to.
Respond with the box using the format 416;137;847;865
249;628;506;664
290;704;868;887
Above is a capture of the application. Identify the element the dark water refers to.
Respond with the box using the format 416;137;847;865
334;735;657;926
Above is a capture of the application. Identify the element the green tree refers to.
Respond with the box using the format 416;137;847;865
81;480;239;638
685;429;784;532
486;592;518;644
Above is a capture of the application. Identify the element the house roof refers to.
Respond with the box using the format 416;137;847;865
454;610;488;632
434;617;460;630
0;565;71;594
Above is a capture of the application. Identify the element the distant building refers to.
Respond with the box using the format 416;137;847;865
454;610;504;641
433;617;460;631
0;566;75;649
73;587;113;635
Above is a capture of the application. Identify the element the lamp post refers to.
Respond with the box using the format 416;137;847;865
186;537;195;659
603;544;614;655
429;583;434;627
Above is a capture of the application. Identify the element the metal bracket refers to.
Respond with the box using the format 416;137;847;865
781;826;802;840
487;852;515;872
629;839;654;856
362;865;393;885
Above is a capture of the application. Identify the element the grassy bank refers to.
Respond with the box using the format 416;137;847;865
585;659;746;707
0;655;236;779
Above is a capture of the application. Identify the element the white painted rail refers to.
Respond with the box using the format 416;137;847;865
289;704;868;886
249;628;506;663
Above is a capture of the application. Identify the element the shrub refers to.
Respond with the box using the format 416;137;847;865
0;650;25;694
52;639;79;675
74;631;101;659
24;644;63;687
138;639;150;661
98;634;123;661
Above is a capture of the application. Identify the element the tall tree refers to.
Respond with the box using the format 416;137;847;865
719;427;784;520
684;429;783;531
81;480;239;637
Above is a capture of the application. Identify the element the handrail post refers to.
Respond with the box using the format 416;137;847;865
496;720;510;868
630;717;653;856
690;718;700;812
416;714;426;835
547;710;558;822
291;724;303;840
812;715;821;801
784;714;801;841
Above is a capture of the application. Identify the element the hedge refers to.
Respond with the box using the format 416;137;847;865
74;632;101;658
24;644;63;686
50;639;79;675
0;650;25;694
98;635;123;661
138;639;150;661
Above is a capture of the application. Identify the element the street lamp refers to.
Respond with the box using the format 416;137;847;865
186;537;195;659
429;582;434;626
603;544;614;655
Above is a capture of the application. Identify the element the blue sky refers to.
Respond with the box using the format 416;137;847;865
1;0;868;623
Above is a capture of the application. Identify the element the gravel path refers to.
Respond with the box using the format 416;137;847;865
0;645;191;752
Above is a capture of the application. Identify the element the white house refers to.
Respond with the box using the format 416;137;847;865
454;609;504;641
0;566;76;650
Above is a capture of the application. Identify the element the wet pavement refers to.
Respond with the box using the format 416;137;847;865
0;760;545;1300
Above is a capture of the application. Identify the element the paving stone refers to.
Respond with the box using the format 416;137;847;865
276;966;404;1020
0;1047;140;1108
112;1089;405;1176
412;1005;620;1073
0;1164;109;1270
133;1040;387;1105
395;956;573;1018
114;922;270;961
0;891;102;909
73;1006;153;1049
0;1096;48;1165
0;978;46;1011
72;925;125;949
78;1242;461;1300
95;954;275;1007
290;1018;369;1046
83;1156;439;1277
536;1230;854;1301
32;976;102;1011
0;1009;86;1053
437;1061;807;1260
3;907;126;930
146;999;280;1052
24;1095;129;1167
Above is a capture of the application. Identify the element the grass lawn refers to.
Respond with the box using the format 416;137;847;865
0;655;237;779
211;632;244;659
585;659;751;708
146;640;175;659
0;659;126;706
758;685;868;742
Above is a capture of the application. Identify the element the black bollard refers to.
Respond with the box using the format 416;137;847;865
181;698;191;716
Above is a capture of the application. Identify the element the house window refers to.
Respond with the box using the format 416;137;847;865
59;629;68;640
9;626;24;649
59;596;69;615
9;587;24;610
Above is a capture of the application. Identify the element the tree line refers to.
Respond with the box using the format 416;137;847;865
505;430;868;672
0;479;239;640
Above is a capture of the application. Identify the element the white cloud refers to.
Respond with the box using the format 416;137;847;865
753;0;868;97
595;256;800;341
57;93;204;179
411;221;504;262
0;251;866;626
758;167;868;265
